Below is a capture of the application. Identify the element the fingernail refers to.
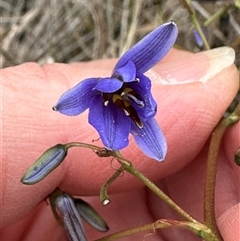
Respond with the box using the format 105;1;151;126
199;47;235;83
148;46;235;84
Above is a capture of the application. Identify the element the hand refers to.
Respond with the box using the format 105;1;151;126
1;47;239;241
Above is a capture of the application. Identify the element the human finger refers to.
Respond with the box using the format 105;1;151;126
1;48;238;227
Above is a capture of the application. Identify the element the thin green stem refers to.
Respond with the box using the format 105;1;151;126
181;0;210;50
95;219;173;241
95;219;217;241
114;151;198;223
65;142;104;152
204;103;240;240
204;5;231;27
204;120;226;241
192;14;210;50
100;165;125;205
124;162;198;223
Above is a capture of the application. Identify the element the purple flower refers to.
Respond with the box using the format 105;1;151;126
53;21;178;161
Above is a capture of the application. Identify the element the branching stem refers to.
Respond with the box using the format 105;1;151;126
204;103;240;240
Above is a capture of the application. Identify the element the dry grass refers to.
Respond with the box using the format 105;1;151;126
1;0;239;67
1;0;239;109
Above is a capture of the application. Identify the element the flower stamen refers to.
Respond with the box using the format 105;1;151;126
101;92;111;106
104;100;109;106
134;78;140;83
113;94;143;128
121;87;144;107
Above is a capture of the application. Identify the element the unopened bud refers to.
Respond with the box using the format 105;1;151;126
193;26;208;49
55;193;87;241
234;147;240;166
21;144;67;185
75;198;109;232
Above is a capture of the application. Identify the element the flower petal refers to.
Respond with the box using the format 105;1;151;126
131;118;167;161
114;21;178;73
89;96;131;150
94;77;123;93
53;78;99;116
129;72;157;119
112;61;136;82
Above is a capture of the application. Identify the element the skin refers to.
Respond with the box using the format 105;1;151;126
1;49;239;241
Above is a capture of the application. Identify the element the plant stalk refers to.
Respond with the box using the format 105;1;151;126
204;103;240;240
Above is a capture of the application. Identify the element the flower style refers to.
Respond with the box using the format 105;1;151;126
53;21;178;161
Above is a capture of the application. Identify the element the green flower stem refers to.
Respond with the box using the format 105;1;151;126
204;103;240;240
95;219;217;241
204;5;231;27
124;162;198;223
181;0;210;50
96;219;173;241
65;142;105;152
100;165;125;205
192;15;210;50
113;151;198;224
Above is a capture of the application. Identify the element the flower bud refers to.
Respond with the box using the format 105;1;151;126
21;144;67;185
75;198;109;232
234;147;240;166
193;26;208;49
55;193;87;241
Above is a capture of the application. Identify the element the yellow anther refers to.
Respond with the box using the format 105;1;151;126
112;94;123;103
123;87;134;94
